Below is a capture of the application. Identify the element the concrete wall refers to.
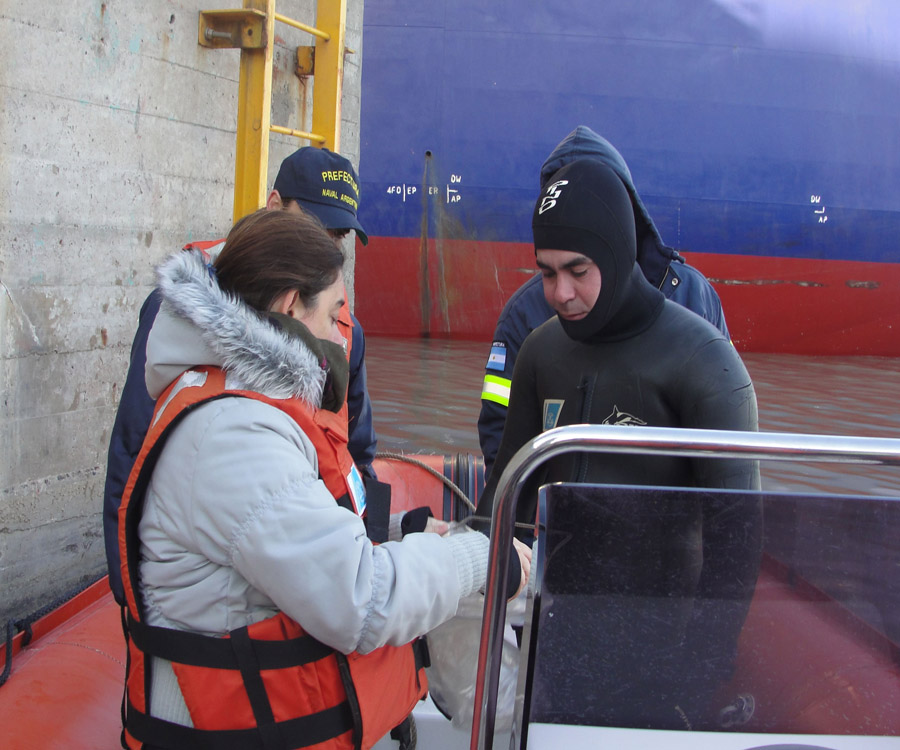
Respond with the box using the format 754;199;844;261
0;0;364;625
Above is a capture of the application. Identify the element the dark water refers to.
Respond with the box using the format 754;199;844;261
365;337;900;497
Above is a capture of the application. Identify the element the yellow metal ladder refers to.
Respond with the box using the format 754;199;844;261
199;0;349;222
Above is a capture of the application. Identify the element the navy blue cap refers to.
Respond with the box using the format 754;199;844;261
273;147;368;245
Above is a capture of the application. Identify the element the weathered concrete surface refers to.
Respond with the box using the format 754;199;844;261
0;0;364;625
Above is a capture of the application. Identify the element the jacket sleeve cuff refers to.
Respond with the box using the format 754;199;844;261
444;531;524;601
445;531;490;598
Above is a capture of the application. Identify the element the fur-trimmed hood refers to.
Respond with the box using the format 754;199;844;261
145;249;326;405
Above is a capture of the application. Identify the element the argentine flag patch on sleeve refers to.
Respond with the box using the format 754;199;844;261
486;341;507;371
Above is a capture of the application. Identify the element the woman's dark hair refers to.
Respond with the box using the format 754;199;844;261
214;208;344;313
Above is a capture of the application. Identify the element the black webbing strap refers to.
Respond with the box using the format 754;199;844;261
388;641;428;750
126;700;354;750
413;637;430;672
334;654;364;750
119;605;130;750
389;716;416;750
336;492;355;513
363;477;391;543
231;627;281;750
128;615;335;670
337;478;391;543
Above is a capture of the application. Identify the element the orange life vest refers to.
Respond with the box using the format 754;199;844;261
118;367;427;750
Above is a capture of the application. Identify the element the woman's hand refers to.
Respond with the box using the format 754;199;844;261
424;517;450;535
510;538;532;600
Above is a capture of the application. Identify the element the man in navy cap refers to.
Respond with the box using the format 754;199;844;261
102;147;377;605
266;147;369;246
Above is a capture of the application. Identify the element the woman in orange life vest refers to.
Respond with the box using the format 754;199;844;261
118;208;531;750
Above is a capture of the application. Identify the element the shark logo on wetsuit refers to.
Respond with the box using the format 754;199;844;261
602;405;647;426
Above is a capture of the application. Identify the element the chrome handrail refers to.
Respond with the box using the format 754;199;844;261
470;424;900;750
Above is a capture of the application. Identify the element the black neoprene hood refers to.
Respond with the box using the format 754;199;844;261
533;159;637;340
533;158;665;342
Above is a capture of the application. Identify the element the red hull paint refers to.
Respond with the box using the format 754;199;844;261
355;237;530;340
355;237;900;356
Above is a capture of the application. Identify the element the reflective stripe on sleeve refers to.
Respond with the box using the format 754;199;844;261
481;374;511;407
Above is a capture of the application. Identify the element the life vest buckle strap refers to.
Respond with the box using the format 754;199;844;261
335;653;364;750
126;700;355;750
231;626;281;750
127;615;335;669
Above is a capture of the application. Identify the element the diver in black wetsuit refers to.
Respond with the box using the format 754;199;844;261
477;126;731;478
475;158;762;731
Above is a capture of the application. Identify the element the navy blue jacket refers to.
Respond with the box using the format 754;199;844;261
478;127;730;476
102;288;377;603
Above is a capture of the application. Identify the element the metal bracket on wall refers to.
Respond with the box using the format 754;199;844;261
199;8;267;49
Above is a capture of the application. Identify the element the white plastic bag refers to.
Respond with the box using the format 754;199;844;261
425;578;527;732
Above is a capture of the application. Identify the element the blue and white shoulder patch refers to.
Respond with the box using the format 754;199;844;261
486;341;507;371
346;464;367;516
542;399;565;432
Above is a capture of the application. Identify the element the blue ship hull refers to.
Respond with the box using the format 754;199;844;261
356;1;900;354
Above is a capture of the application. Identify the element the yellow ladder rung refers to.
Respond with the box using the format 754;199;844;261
274;12;329;40
270;124;327;144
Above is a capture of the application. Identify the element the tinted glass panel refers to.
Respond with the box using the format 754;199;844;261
523;484;900;735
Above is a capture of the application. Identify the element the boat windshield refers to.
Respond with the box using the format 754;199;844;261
518;483;900;738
